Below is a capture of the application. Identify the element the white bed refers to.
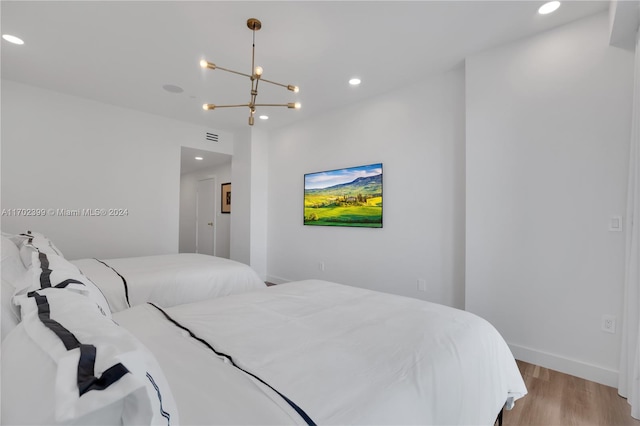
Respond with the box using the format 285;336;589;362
2;232;526;425
71;253;266;312
114;279;527;425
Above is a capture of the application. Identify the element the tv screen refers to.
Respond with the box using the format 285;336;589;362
304;163;383;228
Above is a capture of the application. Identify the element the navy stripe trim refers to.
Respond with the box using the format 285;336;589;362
55;279;85;289
37;252;86;290
146;372;171;425
93;258;131;308
38;252;53;288
28;291;129;396
78;346;129;396
148;303;316;426
29;291;79;350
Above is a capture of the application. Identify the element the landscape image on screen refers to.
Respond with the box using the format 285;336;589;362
304;163;383;228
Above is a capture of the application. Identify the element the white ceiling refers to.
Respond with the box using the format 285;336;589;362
180;146;231;175
1;1;609;133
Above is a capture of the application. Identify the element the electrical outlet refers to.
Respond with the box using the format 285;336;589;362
417;279;427;292
602;315;616;334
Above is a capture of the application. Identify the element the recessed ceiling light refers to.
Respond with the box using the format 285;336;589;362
538;1;560;15
2;34;24;45
163;84;184;94
349;78;361;86
195;157;203;161
259;115;269;120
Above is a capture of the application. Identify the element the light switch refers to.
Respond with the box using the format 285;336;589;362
609;215;623;232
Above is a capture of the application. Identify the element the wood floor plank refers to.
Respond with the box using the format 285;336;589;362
503;361;640;426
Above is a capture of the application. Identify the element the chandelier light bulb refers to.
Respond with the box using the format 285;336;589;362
203;104;216;110
254;66;263;76
287;85;299;93
200;60;217;70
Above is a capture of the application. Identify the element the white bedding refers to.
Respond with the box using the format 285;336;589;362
114;279;527;425
72;253;266;312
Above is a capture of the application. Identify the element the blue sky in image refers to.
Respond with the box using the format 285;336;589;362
305;163;382;190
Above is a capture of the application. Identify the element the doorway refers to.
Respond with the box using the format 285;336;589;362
178;147;232;257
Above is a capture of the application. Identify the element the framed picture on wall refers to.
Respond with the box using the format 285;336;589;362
221;182;231;214
304;163;383;228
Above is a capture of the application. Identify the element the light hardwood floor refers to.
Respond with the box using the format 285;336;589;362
503;361;640;426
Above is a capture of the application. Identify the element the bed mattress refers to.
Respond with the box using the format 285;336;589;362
114;279;526;425
72;253;266;312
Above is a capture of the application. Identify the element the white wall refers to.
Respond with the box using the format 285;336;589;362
466;12;634;386
1;80;234;259
230;129;251;266
229;128;269;279
249;129;269;280
179;161;232;257
266;67;466;308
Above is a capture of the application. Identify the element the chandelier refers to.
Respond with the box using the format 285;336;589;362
200;18;301;126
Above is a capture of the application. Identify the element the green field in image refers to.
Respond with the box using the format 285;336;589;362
304;196;382;227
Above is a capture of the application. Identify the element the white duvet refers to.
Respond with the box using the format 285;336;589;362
72;253;266;312
114;280;527;425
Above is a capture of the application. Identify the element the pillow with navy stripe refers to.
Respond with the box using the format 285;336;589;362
22;251;113;319
15;231;65;268
3;288;178;425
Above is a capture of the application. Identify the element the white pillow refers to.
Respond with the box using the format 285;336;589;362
15;231;65;268
3;288;178;425
1;235;26;284
2;321;126;425
26;251;113;319
2;236;29;338
1;279;20;341
2;231;31;247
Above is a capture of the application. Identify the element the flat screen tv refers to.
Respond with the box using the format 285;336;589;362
304;163;383;228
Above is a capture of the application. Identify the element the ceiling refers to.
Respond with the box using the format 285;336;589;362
180;147;231;175
1;1;609;133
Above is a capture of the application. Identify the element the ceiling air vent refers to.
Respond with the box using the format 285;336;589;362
206;132;219;142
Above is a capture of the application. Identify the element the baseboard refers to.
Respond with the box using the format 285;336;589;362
509;343;618;387
265;275;292;285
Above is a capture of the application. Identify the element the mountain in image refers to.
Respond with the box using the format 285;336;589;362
306;174;382;197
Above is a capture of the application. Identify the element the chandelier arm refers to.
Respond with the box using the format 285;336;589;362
214;66;253;79
251;25;256;77
260;78;299;93
249;80;258;107
211;104;252;109
259;78;290;89
254;103;293;107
